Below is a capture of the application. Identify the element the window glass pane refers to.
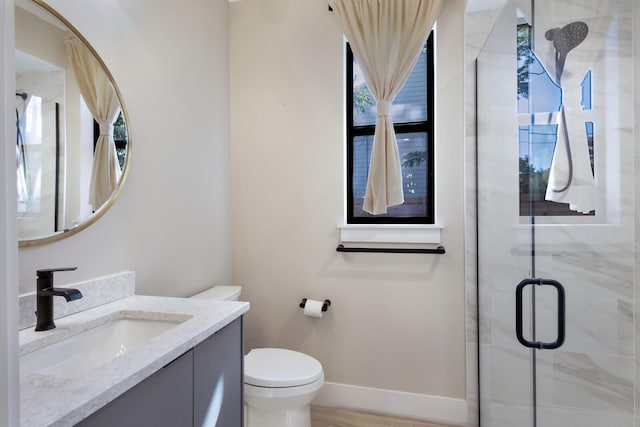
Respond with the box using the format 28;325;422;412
519;124;556;215
352;132;428;219
393;49;428;123
581;70;592;110
585;121;594;175
519;124;557;174
352;135;373;200
517;24;561;115
518;124;594;216
352;47;428;127
518;54;562;114
113;112;127;170
352;66;376;127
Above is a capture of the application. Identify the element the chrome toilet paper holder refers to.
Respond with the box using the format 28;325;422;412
299;298;331;312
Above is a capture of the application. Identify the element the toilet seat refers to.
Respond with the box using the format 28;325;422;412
245;348;323;388
244;375;324;399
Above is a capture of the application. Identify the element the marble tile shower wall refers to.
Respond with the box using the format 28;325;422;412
467;0;636;426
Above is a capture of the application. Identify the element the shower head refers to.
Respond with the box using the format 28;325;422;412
545;21;589;84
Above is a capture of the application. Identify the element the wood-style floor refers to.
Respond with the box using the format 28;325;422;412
311;405;452;427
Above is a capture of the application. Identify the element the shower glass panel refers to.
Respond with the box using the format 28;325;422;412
476;0;635;426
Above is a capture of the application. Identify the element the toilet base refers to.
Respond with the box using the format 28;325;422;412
245;404;311;427
243;355;324;427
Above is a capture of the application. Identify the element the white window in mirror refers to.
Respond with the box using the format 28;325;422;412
16;93;44;213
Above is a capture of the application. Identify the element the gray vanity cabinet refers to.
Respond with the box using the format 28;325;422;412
76;350;194;426
194;316;243;426
77;317;243;427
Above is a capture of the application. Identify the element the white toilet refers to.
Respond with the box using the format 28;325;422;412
190;286;325;427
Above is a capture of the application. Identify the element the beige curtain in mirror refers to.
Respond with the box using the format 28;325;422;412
65;37;121;210
329;0;443;215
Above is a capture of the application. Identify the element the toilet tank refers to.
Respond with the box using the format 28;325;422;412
190;286;241;301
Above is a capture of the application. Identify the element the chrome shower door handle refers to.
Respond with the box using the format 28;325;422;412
515;278;566;350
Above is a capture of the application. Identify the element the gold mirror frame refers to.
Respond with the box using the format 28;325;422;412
17;0;132;247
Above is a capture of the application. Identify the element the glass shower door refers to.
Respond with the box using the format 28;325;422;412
476;0;635;426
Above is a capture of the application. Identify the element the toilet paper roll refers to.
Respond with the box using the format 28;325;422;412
303;299;324;318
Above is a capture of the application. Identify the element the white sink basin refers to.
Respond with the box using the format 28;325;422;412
21;312;188;378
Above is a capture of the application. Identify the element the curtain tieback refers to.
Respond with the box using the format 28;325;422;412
98;122;114;138
377;101;391;118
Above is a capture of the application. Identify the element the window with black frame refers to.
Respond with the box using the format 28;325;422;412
346;33;434;224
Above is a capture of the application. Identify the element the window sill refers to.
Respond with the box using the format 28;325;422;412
338;224;443;244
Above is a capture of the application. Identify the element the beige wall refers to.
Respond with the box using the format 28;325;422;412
17;0;233;297
230;0;466;399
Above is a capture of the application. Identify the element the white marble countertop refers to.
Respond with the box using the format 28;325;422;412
19;295;249;427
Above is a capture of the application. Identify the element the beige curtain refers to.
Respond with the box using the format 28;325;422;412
329;0;443;215
65;37;122;210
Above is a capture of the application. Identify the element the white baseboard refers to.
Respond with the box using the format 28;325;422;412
313;382;468;426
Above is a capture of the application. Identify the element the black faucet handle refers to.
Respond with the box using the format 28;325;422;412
36;267;78;291
37;267;78;275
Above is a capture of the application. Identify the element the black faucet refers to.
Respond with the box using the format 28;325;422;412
35;267;82;331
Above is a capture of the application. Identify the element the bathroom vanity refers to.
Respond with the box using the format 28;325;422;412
19;294;249;426
78;317;242;426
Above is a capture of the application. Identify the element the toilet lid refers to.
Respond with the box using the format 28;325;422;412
244;348;323;388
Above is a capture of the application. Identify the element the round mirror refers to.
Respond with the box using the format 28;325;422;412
15;0;131;247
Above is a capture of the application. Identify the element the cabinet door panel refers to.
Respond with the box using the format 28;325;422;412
194;317;243;427
77;350;194;427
